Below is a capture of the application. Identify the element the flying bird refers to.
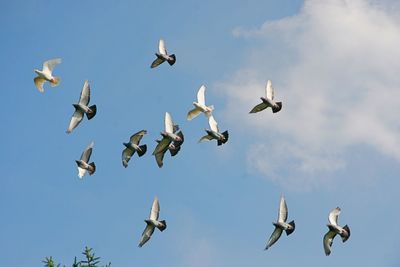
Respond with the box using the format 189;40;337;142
249;80;282;114
154;127;184;167
323;207;350;256
122;130;147;168
150;39;176;68
75;142;96;179
66;80;97;134
198;115;229;146
138;196;167;247
33;58;62;93
187;85;214;121
265;195;295;250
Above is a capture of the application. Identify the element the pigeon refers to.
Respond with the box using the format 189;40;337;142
249;80;282;114
150;39;176;68
154;127;184;167
75;142;96;179
198;115;229;146
265;195;295;250
323;207;350;256
122;130;147;168
138;196;167;247
187;85;214;121
66;80;97;134
33;58;62;93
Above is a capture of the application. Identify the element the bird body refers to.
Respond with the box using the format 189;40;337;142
139;197;167;247
250;80;282;114
187;85;214;121
199;115;229;146
151;39;176;68
122;130;147;167
33;58;62;93
75;142;96;179
323;207;350;256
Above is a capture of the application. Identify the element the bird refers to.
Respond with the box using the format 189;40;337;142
249;80;282;114
187;85;214;121
150;39;176;68
66;80;97;134
198;115;229;146
265;195;295;250
75;141;96;179
122;130;147;168
33;58;62;93
138;196;167;247
323;207;350;256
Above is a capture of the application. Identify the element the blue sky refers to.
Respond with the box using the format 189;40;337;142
1;0;400;266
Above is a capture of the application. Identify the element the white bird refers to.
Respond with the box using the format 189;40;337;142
249;80;282;114
33;58;62;93
323;207;350;256
138;196;167;247
187;85;214;121
66;80;97;134
75;142;96;179
265;195;295;250
199;115;229;146
150;39;176;68
122;130;147;168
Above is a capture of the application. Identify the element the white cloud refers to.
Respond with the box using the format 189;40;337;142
217;0;400;190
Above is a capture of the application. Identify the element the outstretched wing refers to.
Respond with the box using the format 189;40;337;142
153;137;171;155
328;207;341;226
265;80;274;100
323;230;336;256
249;102;268;113
66;110;84;134
151;57;165;68
165;112;174;133
130;130;147;145
265;227;283;250
78;80;90;106
198;134;213;143
80;142;94;163
155;150;166;168
43;58;61;74
34;77;46;93
197;85;206;105
208;115;219;133
187;107;202;121
159;39;167;55
138;224;155;247
278;195;288;223
150;197;160;220
122;148;135;167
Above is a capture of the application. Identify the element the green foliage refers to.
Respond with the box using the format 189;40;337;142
43;247;111;267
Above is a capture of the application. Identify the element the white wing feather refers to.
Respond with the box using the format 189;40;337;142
165;112;174;133
328;207;341;226
159;39;167;55
150;197;160;220
208;115;219;133
197;85;206;105
265;80;274;100
78;167;86;179
278;195;288;223
43;58;61;74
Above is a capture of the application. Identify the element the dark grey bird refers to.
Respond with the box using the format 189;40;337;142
323;207;350;256
75;141;96;179
150;39;176;68
66;80;97;134
249;80;282;114
122;130;147;168
265;195;295;250
138;196;167;247
198;115;229;146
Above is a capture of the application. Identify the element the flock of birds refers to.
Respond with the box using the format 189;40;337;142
33;39;350;255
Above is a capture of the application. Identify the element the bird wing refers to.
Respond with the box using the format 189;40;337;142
249;102;268;113
34;77;46;93
265;227;283;250
77;167;86;179
153;137;171;155
197;85;206;105
159;39;167;55
278;195;288;223
187;107;202;121
165;112;174;133
42;58;61;74
328;207;341;226
80;142;94;162
155;150;166;168
265;80;274;100
122;148;135;167
138;224;155;247
151;57;165;68
198;134;213;143
208;115;219;133
66;109;84;134
149;197;160;220
130;130;147;145
323;230;337;256
78;80;90;106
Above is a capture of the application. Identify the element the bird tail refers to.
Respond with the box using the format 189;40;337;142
217;130;229;146
157;220;167;232
272;102;282;113
285;220;295;236
88;162;96;175
137;144;147;157
86;105;97;120
167;54;176;66
50;76;61;87
341;225;350;242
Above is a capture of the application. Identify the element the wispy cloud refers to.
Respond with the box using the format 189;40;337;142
217;0;400;190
